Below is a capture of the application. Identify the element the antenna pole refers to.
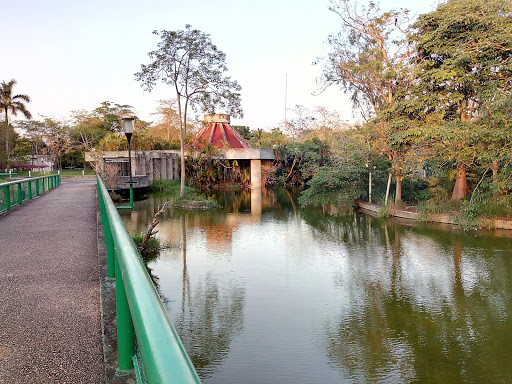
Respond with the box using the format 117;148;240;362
285;73;288;128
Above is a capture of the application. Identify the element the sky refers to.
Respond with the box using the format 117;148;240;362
3;0;439;130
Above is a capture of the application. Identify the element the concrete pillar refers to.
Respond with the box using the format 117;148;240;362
250;159;262;188
148;152;154;185
250;187;262;217
161;154;167;180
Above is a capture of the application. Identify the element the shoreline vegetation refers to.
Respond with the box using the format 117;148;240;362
356;201;512;231
149;179;218;210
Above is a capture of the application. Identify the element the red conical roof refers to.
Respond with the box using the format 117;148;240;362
188;114;251;149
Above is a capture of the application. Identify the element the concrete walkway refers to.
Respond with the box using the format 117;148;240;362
0;182;105;383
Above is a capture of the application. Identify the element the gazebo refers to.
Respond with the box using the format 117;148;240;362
188;114;274;188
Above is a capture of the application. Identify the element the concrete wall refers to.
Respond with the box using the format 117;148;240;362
132;151;179;184
223;148;275;160
91;150;180;188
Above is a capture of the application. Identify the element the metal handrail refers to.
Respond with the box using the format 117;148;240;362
97;175;201;384
0;174;61;213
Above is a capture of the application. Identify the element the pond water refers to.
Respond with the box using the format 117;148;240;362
119;188;512;384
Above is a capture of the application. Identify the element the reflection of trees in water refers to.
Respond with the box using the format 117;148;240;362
174;271;245;379
309;211;512;382
170;214;246;380
208;188;304;221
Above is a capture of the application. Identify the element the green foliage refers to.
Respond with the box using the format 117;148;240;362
135;24;243;197
149;179;193;194
298;161;365;206
317;1;413;119
148;179;218;210
417;196;462;221
132;233;161;260
410;0;512;198
401;178;432;203
185;144;236;187
175;196;218;210
61;149;84;169
0;79;32;166
232;125;252;141
271;138;331;187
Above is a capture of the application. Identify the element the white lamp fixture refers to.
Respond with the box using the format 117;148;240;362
122;117;134;134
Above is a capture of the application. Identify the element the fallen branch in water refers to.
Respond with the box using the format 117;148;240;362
140;201;170;252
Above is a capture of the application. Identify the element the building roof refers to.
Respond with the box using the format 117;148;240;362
188;114;252;149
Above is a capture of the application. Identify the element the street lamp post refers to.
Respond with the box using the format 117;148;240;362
118;117;135;210
122;117;135;183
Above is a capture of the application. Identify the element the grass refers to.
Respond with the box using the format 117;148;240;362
149;179;193;194
416;197;461;221
132;234;161;261
149;179;218;210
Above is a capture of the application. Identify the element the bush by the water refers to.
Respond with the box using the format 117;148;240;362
149;179;218;210
132;233;161;260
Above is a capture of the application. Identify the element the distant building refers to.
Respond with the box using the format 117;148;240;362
188;114;275;188
86;114;275;190
85;150;180;189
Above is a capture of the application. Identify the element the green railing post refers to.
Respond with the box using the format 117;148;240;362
97;179;115;278
17;183;23;206
116;184;134;210
115;252;136;370
0;175;60;214
5;186;10;211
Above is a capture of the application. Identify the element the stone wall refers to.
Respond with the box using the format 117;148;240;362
86;150;181;189
132;151;180;184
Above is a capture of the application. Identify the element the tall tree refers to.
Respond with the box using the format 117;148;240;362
150;99;182;144
135;25;243;197
40;117;70;171
0;79;32;164
413;0;512;200
315;0;415;202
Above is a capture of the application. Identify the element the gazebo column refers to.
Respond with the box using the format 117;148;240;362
250;159;262;188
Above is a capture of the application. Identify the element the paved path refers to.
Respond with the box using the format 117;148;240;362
0;182;105;383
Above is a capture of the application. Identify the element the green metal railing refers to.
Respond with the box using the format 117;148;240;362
97;176;201;384
0;174;61;213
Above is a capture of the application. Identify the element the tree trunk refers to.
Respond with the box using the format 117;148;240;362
395;170;402;204
368;171;372;204
176;94;186;199
384;172;392;205
451;163;467;201
180;133;186;198
3;111;9;163
492;160;498;183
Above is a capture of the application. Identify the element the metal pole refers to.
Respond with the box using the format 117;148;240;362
369;172;372;204
5;186;11;211
126;132;133;183
17;183;23;206
97;179;116;278
385;172;392;206
115;252;136;370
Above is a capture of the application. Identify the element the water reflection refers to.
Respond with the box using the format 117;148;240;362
120;189;512;384
307;212;512;383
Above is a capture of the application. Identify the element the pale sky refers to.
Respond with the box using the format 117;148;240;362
3;0;439;130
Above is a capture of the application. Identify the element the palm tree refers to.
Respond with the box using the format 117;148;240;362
0;79;32;163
